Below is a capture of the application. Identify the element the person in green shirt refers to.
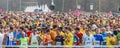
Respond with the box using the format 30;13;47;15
116;30;120;45
19;32;28;48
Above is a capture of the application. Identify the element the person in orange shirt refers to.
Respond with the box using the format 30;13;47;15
44;29;52;46
50;25;58;45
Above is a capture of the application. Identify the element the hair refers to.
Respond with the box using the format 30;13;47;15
20;27;24;30
10;27;13;30
75;27;80;31
57;27;63;31
53;25;57;29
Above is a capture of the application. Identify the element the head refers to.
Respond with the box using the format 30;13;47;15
108;32;113;37
53;25;58;30
75;27;80;32
10;27;13;32
22;32;25;38
96;28;101;34
101;27;106;33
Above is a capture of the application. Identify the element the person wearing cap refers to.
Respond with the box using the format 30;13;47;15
106;31;116;46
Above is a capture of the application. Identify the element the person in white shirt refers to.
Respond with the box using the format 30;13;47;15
0;31;4;45
8;27;14;45
82;30;95;46
30;30;39;45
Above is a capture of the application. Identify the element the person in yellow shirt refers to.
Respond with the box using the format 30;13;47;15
106;32;116;46
91;30;96;35
38;29;44;45
64;27;73;46
80;26;86;34
2;20;6;27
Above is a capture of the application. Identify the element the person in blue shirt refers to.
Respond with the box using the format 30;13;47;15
100;27;108;45
94;28;104;45
16;27;27;45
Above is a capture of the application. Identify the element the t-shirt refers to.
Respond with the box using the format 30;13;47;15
74;32;83;45
94;34;104;45
16;32;22;39
26;31;32;37
91;31;96;35
31;33;38;45
65;33;73;46
44;35;52;45
50;29;57;41
116;33;120;41
12;31;17;45
8;32;14;41
101;33;108;45
80;28;86;34
50;29;57;45
0;33;4;45
20;37;28;48
55;35;65;45
73;33;79;45
82;34;95;45
106;37;116;46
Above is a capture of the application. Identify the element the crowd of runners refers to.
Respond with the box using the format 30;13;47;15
0;11;120;48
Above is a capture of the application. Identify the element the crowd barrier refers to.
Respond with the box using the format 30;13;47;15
0;45;120;48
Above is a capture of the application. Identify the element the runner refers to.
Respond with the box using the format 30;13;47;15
82;30;95;47
30;29;39;48
94;28;104;45
101;27;108;45
44;29;52;46
64;27;73;46
19;32;28;48
106;32;116;46
74;27;83;45
55;28;65;46
0;30;4;45
50;25;57;45
116;29;120;45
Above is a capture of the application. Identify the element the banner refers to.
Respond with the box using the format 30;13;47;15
68;9;72;14
0;8;3;13
107;11;113;16
90;2;94;10
74;9;80;16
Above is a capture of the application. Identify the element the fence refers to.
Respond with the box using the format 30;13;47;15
1;45;120;48
0;0;120;12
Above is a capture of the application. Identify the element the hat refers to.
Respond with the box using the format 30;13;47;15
108;31;113;34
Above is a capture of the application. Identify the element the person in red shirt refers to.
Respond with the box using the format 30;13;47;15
74;27;83;45
25;26;32;45
25;26;32;37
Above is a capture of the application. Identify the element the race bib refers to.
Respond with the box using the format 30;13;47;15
56;42;61;45
95;41;100;45
21;42;27;46
9;34;13;41
32;42;37;45
48;42;51;46
86;41;91;45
